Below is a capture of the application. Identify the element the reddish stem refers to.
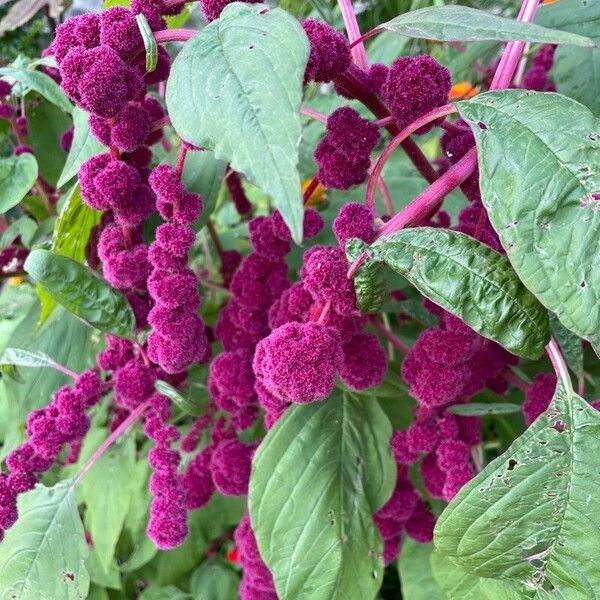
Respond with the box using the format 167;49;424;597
207;220;225;260
175;144;188;177
316;301;332;325
338;0;368;70
151;115;171;132
301;106;328;125
370;316;411;353
503;369;530;392
154;29;197;43
303;176;320;204
546;338;573;392
348;28;381;49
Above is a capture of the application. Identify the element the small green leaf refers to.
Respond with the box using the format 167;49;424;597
0;67;74;113
379;5;596;46
0;479;90;599
457;90;600;347
373;227;550;359
189;560;239;599
249;390;395;600
346;238;387;313
166;3;308;243
24;249;136;339
136;13;158;72
434;384;600;596
549;313;584;377
0;153;38;213
0;215;37;249
155;379;205;416
0;347;68;371
398;540;447;600
447;402;521;416
57;107;106;188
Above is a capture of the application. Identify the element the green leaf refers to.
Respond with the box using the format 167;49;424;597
537;0;600;115
166;3;308;243
0;346;68;371
457;90;600;347
0;215;37;249
24;249;136;339
378;5;596;46
249;390;395;600
549;313;584;377
346;238;387;313
0;153;38;213
86;548;122;590
0;67;73;113
373;227;550;359
0;479;90;599
136;13;157;72
155;379;205;416
434;384;600;597
57;107;106;188
139;586;190;600
398;540;446;600
447;402;521;416
80;435;135;573
189;560;239;600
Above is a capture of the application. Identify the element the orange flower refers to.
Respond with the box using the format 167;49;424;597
448;81;480;101
302;179;327;207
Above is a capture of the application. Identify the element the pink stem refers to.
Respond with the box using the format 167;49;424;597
176;144;188;177
546;338;573;392
51;362;78;380
366;104;457;212
73;399;151;486
154;29;197;44
301;106;328;125
503;369;530;392
151;115;171;132
375;177;394;216
316;301;332;325
374;116;394;128
348;28;381;49
303;176;320;204
370;316;411;353
338;0;369;70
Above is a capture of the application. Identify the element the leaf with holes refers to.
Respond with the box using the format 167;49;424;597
249;390;395;600
24;249;136;339
457;90;600;347
166;3;308;243
434;384;600;597
0;479;90;599
346;238;387;313
0;153;38;213
373;227;550;359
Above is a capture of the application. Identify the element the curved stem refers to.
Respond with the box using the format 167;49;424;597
301;106;328;125
370;316;410;353
366;104;456;211
348;28;381;49
151;115;171;132
338;0;368;70
503;368;530;392
154;29;197;44
546;338;573;393
316;301;332;325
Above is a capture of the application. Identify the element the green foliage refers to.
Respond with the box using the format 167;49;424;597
447;402;521;416
189;560;240;599
136;14;158;73
458;90;600;347
397;540;446;600
0;480;90;599
0;153;38;213
373;227;550;358
166;3;308;243
346;238;387;313
249;390;395;600
154;379;206;416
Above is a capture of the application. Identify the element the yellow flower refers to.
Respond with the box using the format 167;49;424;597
8;275;26;286
448;81;480;101
302;179;327;207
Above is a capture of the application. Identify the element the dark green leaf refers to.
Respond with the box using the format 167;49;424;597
24;249;136;339
189;560;239;600
0;153;38;213
249;390;395;600
379;5;596;46
457;90;600;347
447;402;521;416
0;479;90;599
166;3;308;243
136;13;157;72
549;313;584;377
0;67;73;113
155;379;205;416
398;540;446;600
373;227;550;359
434;384;600;596
0;215;37;249
57;107;105;188
346;238;387;313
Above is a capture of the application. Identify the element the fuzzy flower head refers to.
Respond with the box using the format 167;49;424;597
208;349;257;412
114;359;156;409
381;55;451;133
249;216;291;260
301;19;351;83
210;438;256;496
522;373;557;426
339;332;387;391
332;202;376;248
271;208;324;242
253;321;343;404
182;447;215;509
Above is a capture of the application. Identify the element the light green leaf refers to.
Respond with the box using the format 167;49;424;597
549;313;584;377
457;90;600;347
155;379;205;416
373;227;549;359
0;67;73;113
136;13;158;72
0;346;67;371
166;3;308;243
0;153;38;213
81;435;135;573
447;402;522;416
249;390;395;600
139;586;190;600
398;540;446;600
0;479;90;599
24;249;136;339
378;5;596;46
0;215;37;249
346;238;387;313
57;108;105;188
434;384;600;597
86;548;122;590
189;560;239;599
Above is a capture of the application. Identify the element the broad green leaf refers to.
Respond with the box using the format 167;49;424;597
155;380;205;416
549;313;584;377
189;560;239;599
166;3;308;243
88;584;110;600
86;548;122;590
249;390;396;600
0;347;67;371
378;5;595;46
57;107;105;188
457;90;600;347
0;67;73;113
80;435;135;573
447;402;521;416
0;479;90;599
139;586;190;600
346;238;387;313
537;0;600;115
0;215;37;249
0;153;38;213
434;384;600;597
24;249;136;339
398;540;446;600
373;228;549;359
181;150;227;231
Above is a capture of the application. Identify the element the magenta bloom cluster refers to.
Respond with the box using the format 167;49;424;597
301;19;351;84
314;106;380;190
0;371;102;540
522;45;556;92
522;373;557;426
